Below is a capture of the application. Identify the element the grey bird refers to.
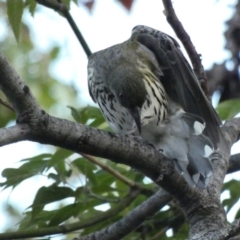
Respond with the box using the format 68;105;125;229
87;25;222;188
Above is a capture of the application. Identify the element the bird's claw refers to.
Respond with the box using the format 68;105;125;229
124;133;156;149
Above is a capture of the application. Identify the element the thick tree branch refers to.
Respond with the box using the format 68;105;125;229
221;118;240;149
35;0;92;57
228;153;240;174
162;0;209;97
0;54;40;116
0;124;31;146
78;190;172;240
228;219;240;240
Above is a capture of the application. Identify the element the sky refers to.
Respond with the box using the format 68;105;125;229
0;0;239;234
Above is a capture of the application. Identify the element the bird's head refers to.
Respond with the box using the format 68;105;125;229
106;63;147;134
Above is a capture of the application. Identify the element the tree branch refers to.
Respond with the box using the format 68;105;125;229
228;153;240;174
0;124;31;146
0;54;40;116
35;0;92;57
162;0;209;97
78;190;172;240
221;118;240;149
228;219;240;240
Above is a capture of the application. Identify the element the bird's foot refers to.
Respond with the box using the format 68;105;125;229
156;173;164;183
124;133;155;148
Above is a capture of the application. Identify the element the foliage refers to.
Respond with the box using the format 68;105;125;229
0;0;79;127
217;99;240;120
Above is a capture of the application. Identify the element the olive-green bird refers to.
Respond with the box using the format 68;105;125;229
88;25;222;188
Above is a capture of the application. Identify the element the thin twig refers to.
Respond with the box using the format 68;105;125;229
82;153;154;196
36;0;92;57
0;97;15;112
162;0;209;98
150;227;168;240
79;190;172;240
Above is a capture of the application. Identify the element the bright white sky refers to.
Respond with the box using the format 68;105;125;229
0;0;239;233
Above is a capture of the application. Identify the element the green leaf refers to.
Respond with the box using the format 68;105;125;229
216;99;240;120
90;170;117;196
48;148;73;167
7;0;24;41
61;0;71;9
20;210;56;230
47;148;73;181
48;202;82;226
68;105;106;128
72;157;97;184
235;207;240;220
1;154;52;189
24;0;37;16
1;168;33;189
222;180;239;212
50;46;60;59
18;211;33;230
31;185;75;219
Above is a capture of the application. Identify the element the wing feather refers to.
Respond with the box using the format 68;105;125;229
132;25;221;147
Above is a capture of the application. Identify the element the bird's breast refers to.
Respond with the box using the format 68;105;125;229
94;86;135;134
140;76;168;128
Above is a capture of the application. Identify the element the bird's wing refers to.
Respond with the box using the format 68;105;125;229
87;54;97;103
132;25;221;147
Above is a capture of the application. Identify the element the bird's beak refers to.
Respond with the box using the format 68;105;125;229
129;107;141;134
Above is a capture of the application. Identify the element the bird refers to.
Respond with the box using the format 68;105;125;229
87;25;222;188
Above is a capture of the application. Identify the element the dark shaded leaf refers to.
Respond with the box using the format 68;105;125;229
48;202;82;226
68;105;106;127
20;210;57;230
31;185;75;219
47;148;73;182
1;154;52;189
235;207;240;220
72;157;97;184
